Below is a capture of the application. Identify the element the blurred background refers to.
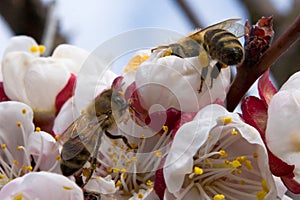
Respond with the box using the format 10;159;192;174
0;0;299;198
0;0;299;87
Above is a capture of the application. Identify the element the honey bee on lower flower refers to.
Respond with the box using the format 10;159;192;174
58;88;133;186
152;18;245;92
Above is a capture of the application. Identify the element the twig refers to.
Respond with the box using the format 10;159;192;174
226;14;300;111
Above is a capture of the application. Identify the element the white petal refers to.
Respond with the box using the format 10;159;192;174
0;101;34;166
84;175;116;194
3;36;39;57
52;44;90;74
28;131;61;173
0;171;83;200
135;55;230;113
280;71;300;92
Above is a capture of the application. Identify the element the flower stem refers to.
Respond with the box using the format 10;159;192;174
226;14;300;111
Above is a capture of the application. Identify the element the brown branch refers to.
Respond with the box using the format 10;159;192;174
226;14;300;111
175;0;203;28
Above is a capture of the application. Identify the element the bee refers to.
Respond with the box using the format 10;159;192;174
59;88;132;186
152;18;245;92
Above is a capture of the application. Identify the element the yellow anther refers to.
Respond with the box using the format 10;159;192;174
38;45;46;54
205;158;211;163
35;127;41;132
220;117;232;125
237;156;246;163
162;125;168;132
130;157;137;162
213;194;225;200
107;167;113;173
253;152;258;158
138;193;144;199
17;146;23;151
13;160;19;165
146;180;153;186
113;167;120;173
261;179;269;193
21;166;27;170
120;145;125;151
62;185;73;190
27;166;33;171
231;160;242;168
245;160;254;170
1;144;6;149
16;122;22;127
21;108;27;114
56;155;61;161
236;169;242;174
256;190;267;200
0;174;5;179
116;180;122;186
120;168;126;173
30;45;39;53
240;180;246;185
224;160;230;164
122;173;127;179
231;129;238;135
13;193;23;200
54;135;60;141
130;143;136;149
194;166;203;175
154;150;162;157
219;150;227;157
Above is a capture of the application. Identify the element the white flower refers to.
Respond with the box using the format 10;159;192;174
266;71;300;188
0;101;60;188
164;104;277;199
134;52;230;113
0;171;83;200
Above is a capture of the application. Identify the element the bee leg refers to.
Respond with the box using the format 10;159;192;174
82;130;103;187
198;66;208;93
105;131;133;149
209;62;223;88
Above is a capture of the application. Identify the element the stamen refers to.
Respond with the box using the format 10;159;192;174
30;45;39;53
35;127;41;132
116;180;122;186
33;133;44;171
21;108;27;114
54;135;60;141
162;125;168;132
194;166;203;175
213;194;225;200
220;117;232;125
13;193;23;200
231;128;238;135
38;45;46;54
137;193;144;199
146;180;153;186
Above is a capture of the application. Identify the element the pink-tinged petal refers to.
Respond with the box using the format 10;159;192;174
0;82;10;102
241;96;268;137
0;101;34;167
28;131;61;173
154;157;166;200
281;172;300;194
0;171;83;199
258;69;277;106
55;73;76;114
171;112;196;138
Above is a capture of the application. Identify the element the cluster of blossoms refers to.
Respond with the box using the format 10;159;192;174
0;32;299;200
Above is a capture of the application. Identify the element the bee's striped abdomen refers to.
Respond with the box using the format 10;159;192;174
204;29;244;66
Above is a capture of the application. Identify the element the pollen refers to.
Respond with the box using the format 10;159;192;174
30;45;39;53
154;150;162;157
116;180;122;186
1;144;6;149
107;167;113;173
13;193;23;200
17;146;23;151
38;45;46;54
35;127;41;132
21;165;27;170
21;108;27;114
220;117;232;125
16;122;22;127
162;125;168;132
253;152;258;158
137;193;144;199
120;168;127;173
13;160;19;165
0;174;5;179
113;167;120;173
56;155;61;161
231;128;238;135
27;166;33;171
146;180;153;186
55;135;60;141
194;166;203;175
219;150;227;157
62;185;73;190
213;194;225;200
231;160;242;168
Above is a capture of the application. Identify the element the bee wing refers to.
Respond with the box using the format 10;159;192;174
202;18;245;38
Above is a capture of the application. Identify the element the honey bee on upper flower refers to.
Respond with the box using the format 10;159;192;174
152;18;245;92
